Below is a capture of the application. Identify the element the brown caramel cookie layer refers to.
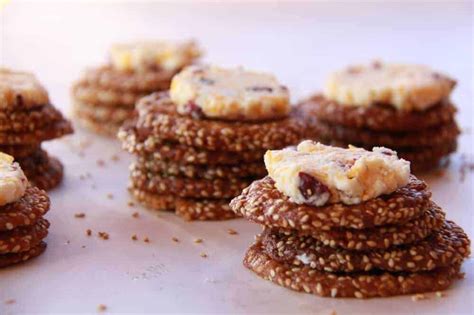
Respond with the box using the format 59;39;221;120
74;115;122;137
0;241;46;268
0;120;73;145
262;220;469;273
0;218;49;254
230;176;430;230
72;83;147;107
134;92;309;152
0;144;40;159
0;186;50;231
72;100;135;123
130;166;251;199
119;124;265;165
244;241;462;298
303;95;457;132
0;104;66;132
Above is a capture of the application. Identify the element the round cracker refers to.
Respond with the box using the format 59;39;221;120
0;186;50;231
230;176;431;230
244;241;462;298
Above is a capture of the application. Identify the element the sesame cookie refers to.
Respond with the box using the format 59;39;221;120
119;124;265;165
135;92;309;152
290;201;445;251
0;120;73;145
0;186;50;231
304;95;457;132
75;115;123;137
324;62;456;111
76;65;176;93
71;83;147;107
73;100;135;124
134;158;266;180
0;241;46;268
310;119;459;148
0;218;49;254
230;176;430;230
0;68;49;110
128;188;237;221
129;166;251;199
0;144;40;159
0;104;66;132
244;241;462;298
261;220;470;273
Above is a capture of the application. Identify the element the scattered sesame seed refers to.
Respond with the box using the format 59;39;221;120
227;228;238;235
110;154;120;162
436;291;445;298
144;237;150;243
132;212;139;218
411;293;428;301
75;213;86;218
194;238;203;244
98;232;109;240
97;304;107;312
4;299;15;305
131;234;138;241
86;229;92;236
200;252;208;258
172;237;179;243
128;201;136;207
106;193;114;200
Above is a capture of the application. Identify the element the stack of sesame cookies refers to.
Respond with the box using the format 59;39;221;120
304;62;459;172
119;65;311;220
71;40;201;136
231;141;470;298
0;153;50;267
0;68;73;190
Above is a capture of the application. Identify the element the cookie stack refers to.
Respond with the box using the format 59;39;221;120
119;65;311;220
231;141;470;298
0;153;50;268
71;40;201;136
304;62;459;172
0;68;73;190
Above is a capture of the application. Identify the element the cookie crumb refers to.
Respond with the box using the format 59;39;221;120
131;234;138;241
411;293;428;301
106;193;114;200
435;291;445;298
97;304;107;312
194;238;203;244
110;154;120;162
86;229;92;236
200;252;208;258
144;237;150;243
172;237;179;243
132;212;139;218
75;213;86;218
98;232;109;240
128;201;135;207
227;228;238;235
4;299;15;305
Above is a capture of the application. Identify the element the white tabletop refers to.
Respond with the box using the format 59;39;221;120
0;1;473;314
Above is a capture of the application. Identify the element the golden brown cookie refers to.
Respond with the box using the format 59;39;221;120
0;218;49;254
0;241;46;268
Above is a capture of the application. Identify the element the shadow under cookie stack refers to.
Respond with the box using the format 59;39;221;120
0;154;51;268
71;40;201;136
119;65;311;220
303;62;460;172
231;141;470;298
0;68;73;190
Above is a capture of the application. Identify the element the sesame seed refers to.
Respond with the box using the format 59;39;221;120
227;228;238;235
200;252;208;258
98;232;109;240
132;212;139;218
97;304;107;312
74;213;86;218
172;237;179;243
144;237;150;243
131;234;138;241
86;229;92;236
194;238;203;244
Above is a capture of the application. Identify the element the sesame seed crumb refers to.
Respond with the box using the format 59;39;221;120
128;201;136;207
97;304;107;312
144;237;150;243
194;238;203;244
98;232;109;240
132;212;139;218
86;229;92;236
172;237;179;243
4;299;15;305
436;291;445;298
131;234;138;241
75;213;86;218
411;293;427;301
227;228;238;235
200;252;208;258
110;154;120;161
106;193;114;200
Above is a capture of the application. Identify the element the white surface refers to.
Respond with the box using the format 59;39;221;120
0;1;473;314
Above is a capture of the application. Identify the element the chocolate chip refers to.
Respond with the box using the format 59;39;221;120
246;86;273;92
183;101;205;119
298;172;331;205
199;78;215;85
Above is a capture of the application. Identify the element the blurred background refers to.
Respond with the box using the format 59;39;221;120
1;1;472;130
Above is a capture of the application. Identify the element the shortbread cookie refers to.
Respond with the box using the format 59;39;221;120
288;202;445;250
110;40;200;73
0;218;49;254
310;119;459;148
0;120;73;145
264;141;410;206
0;186;50;231
0;68;49;110
134;159;266;180
170;65;290;121
0;153;28;206
304;95;457;132
261;220;470;273
0;241;46;268
129;188;238;221
244;241;462;298
230;176;431;230
324;62;456;111
71;83;147;107
135;92;308;152
118;124;265;165
0;104;65;132
130;166;251;199
77;65;177;93
73;100;135;123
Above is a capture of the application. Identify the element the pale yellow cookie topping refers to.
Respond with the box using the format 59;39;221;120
0;153;28;206
0;68;50;109
109;40;201;72
264;141;410;206
170;65;290;121
324;62;456;111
